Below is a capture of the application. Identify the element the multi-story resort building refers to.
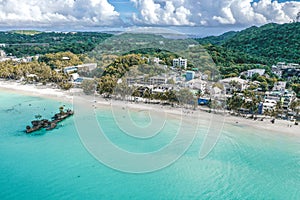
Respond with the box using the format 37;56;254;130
173;57;187;69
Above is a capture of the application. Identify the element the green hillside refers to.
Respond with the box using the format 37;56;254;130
0;31;112;57
224;23;300;64
197;31;237;46
197;22;300;65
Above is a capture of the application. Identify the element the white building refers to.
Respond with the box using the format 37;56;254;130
149;76;167;85
276;62;286;69
153;57;160;65
220;77;249;92
62;56;70;60
126;76;145;85
276;62;299;70
273;81;286;92
263;102;276;112
264;99;277;104
76;63;97;72
173;57;187;69
246;69;265;78
0;50;6;57
152;85;173;94
185;79;207;92
126;75;167;86
70;73;80;81
271;65;282;77
64;66;78;74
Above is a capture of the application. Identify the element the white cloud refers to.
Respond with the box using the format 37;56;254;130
0;0;299;29
253;0;300;23
131;0;194;25
131;0;300;26
0;0;122;27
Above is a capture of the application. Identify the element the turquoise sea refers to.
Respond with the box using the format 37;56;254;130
0;90;300;200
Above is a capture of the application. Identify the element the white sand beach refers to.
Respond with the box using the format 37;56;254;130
1;79;299;137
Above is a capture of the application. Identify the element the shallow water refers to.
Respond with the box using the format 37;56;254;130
0;91;299;200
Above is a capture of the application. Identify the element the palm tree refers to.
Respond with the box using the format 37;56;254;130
176;89;195;109
142;89;151;103
275;101;283;119
227;93;244;114
290;99;300;118
243;90;262;118
229;80;242;93
165;90;178;106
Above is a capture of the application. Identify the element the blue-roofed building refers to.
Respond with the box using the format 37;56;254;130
186;71;195;81
198;98;209;105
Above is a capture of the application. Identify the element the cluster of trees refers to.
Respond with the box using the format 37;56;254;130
131;87;196;107
0;51;84;89
249;73;278;92
287;76;300;97
0;60;72;89
0;60;52;81
227;90;262;116
0;31;112;57
95;54;147;96
38;51;84;69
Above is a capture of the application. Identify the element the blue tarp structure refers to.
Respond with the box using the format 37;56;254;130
198;98;209;105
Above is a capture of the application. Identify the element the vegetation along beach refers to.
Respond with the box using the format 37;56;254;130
0;1;300;199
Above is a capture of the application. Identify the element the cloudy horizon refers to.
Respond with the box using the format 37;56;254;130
0;0;299;36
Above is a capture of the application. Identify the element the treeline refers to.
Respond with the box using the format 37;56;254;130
0;31;112;57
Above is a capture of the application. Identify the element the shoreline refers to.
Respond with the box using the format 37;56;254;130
1;79;299;137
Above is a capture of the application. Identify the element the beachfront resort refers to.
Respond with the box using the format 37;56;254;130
1;44;299;126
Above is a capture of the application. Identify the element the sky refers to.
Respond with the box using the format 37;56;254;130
0;0;299;36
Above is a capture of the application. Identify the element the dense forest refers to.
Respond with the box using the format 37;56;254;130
196;22;300;65
0;31;111;57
